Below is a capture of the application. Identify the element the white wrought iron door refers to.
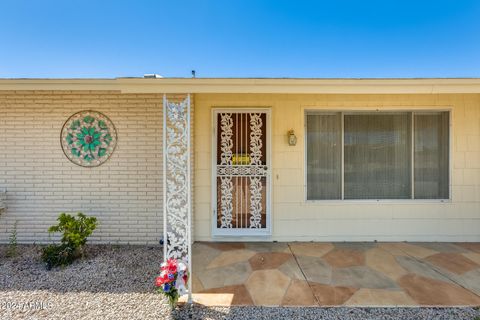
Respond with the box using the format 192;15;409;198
213;110;271;236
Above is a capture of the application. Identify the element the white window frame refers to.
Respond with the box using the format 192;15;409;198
304;108;452;203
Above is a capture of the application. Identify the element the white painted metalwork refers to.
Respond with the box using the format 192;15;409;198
163;94;192;303
212;109;271;236
219;113;234;228
248;113;264;229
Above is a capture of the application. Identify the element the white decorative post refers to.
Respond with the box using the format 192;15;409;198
163;94;192;303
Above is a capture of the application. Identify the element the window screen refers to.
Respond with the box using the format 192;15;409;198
414;112;449;199
305;111;449;200
344;113;412;199
306;113;342;200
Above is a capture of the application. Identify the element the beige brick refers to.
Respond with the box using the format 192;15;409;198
0;91;194;244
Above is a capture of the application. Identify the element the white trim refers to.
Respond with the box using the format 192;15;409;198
3;78;480;94
162;94;167;262
411;114;415;199
449;109;453;201
211;108;272;237
341;113;345;200
303;112;308;202
304;108;452;202
304;199;452;204
186;94;192;304
211;112;217;236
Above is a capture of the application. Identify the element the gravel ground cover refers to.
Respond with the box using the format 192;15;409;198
173;305;480;320
1;245;479;320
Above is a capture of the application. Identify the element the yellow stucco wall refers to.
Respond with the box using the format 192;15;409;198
194;93;480;242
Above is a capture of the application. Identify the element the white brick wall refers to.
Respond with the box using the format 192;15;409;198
0;91;192;245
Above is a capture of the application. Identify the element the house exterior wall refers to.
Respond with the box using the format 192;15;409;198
194;93;480;242
0;91;169;244
1;90;478;244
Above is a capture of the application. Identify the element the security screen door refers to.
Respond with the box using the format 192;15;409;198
213;110;270;236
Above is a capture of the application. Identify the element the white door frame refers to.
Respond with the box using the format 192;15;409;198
211;108;272;237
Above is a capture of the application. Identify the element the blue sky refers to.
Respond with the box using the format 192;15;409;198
1;0;479;78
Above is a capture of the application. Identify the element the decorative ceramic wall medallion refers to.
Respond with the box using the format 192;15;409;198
61;110;117;167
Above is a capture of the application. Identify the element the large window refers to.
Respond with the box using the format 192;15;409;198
306;111;450;200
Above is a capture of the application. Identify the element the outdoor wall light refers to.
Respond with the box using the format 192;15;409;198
288;129;297;146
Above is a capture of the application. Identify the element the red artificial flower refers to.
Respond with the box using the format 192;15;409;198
161;258;178;272
155;276;164;287
182;274;188;283
166;258;178;273
157;271;172;284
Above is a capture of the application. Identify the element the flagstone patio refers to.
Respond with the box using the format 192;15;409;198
190;242;480;307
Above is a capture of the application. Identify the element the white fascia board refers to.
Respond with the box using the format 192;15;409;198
1;78;480;94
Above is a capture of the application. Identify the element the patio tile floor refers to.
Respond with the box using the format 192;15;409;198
191;242;480;307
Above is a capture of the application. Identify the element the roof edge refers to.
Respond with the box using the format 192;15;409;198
0;78;480;94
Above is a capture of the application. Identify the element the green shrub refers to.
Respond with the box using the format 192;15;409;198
48;212;97;250
42;212;98;269
41;243;76;270
6;221;18;258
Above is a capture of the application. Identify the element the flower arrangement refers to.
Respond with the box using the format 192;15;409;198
155;258;188;308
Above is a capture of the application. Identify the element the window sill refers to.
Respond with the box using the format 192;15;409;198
304;199;452;205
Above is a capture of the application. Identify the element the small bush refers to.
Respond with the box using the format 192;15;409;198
42;212;98;269
41;244;76;270
6;220;18;258
48;212;97;250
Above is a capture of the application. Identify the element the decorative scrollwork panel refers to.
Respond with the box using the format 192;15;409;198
163;95;191;266
215;112;268;231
